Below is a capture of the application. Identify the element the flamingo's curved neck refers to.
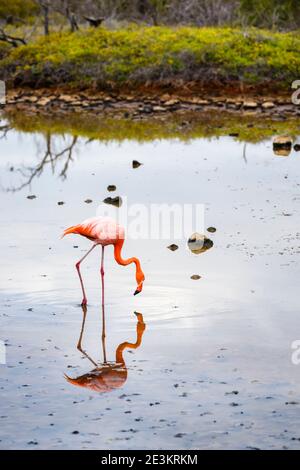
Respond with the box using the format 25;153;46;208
114;239;143;284
115;327;144;364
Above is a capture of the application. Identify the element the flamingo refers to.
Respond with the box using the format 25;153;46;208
64;310;146;393
62;216;145;306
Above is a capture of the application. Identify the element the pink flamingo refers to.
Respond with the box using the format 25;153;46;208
62;216;145;306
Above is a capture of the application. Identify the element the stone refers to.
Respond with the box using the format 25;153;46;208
132;160;143;169
262;101;275;109
273;135;292;148
189;98;210;105
59;95;75;103
160;94;171;102
164;99;180;106
188;233;214;255
273;136;293;157
243;101;258;109
153;106;166;112
140;105;153;114
167;244;179;252
103;196;122;208
25;96;38;103
37;97;52;106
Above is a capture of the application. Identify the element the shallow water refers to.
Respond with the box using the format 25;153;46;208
1;112;300;449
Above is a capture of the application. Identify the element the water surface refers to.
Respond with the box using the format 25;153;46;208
1;111;300;449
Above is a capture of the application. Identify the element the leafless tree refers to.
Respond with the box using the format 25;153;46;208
166;0;238;26
53;1;80;32
38;0;50;35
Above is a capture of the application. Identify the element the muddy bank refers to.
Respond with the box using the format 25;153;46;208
2;89;300;118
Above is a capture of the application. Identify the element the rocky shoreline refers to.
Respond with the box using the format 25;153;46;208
2;90;300;118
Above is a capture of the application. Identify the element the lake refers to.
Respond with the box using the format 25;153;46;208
1;110;300;449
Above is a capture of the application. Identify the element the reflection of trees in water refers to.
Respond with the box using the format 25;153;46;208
0;123;12;140
22;132;79;189
2;126;83;191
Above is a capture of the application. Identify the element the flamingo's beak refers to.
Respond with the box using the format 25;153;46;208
134;283;143;296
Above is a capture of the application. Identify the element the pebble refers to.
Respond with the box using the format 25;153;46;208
167;244;179;251
103;196;122;207
132;160;143;169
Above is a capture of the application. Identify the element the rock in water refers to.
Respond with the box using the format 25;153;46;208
103;196;122;208
207;227;216;233
167;244;179;251
188;233;213;254
191;275;201;280
107;185;116;192
273;136;292;157
132;160;143;169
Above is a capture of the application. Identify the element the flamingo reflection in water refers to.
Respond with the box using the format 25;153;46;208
65;307;146;393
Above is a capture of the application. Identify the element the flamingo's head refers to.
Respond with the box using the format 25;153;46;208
134;270;145;296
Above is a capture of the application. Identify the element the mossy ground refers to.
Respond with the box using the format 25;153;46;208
1;26;300;90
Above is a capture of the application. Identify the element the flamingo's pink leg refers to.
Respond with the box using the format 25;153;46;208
100;245;107;363
100;245;105;307
75;244;97;306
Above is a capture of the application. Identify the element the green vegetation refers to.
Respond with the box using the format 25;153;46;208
0;0;38;19
0;42;10;59
3;109;300;143
0;26;299;90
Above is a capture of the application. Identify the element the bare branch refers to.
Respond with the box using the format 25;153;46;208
0;27;27;47
0;124;12;139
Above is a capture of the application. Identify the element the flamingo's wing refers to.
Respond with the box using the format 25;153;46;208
63;217;125;244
